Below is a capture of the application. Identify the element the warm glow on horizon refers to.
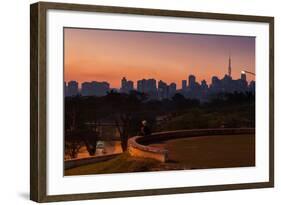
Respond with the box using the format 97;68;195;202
64;28;255;88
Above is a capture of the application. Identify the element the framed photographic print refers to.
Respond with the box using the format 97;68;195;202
30;1;274;202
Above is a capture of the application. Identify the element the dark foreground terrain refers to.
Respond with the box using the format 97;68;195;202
65;133;255;176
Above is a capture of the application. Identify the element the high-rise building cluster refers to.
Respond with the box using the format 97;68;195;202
64;57;255;101
120;77;134;94
64;81;79;97
179;72;254;101
64;81;109;97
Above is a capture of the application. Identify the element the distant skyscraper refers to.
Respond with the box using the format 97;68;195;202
67;81;79;96
127;80;134;91
188;75;196;88
168;83;177;97
81;82;93;96
147;79;157;93
81;81;110;96
212;76;219;85
92;81;110;96
120;77;134;93
201;80;208;90
137;80;144;93
249;81;255;92
121;77;127;92
158;80;169;99
241;72;247;81
210;76;221;92
228;56;232;77
182;80;187;90
137;79;157;94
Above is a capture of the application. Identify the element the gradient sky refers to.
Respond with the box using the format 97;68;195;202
64;28;255;88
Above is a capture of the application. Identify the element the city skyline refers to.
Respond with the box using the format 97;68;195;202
65;72;255;102
64;28;255;88
65;72;254;90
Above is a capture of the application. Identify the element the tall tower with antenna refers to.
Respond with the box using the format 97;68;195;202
228;55;232;77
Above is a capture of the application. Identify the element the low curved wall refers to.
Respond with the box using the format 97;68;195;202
128;128;255;162
128;136;168;162
64;153;120;170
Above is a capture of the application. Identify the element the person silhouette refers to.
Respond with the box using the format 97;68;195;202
140;120;151;137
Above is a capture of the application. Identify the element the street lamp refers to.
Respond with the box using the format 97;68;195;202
241;70;256;76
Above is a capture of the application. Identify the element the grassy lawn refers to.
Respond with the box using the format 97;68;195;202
65;134;255;176
65;152;160;176
163;134;255;169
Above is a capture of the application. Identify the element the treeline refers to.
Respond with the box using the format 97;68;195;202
65;90;255;159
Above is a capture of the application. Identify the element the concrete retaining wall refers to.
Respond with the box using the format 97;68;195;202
128;136;168;162
64;153;120;170
128;128;255;162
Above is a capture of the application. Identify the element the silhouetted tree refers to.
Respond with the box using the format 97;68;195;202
103;91;145;151
64;96;101;158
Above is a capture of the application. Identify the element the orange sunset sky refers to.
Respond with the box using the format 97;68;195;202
64;28;255;88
